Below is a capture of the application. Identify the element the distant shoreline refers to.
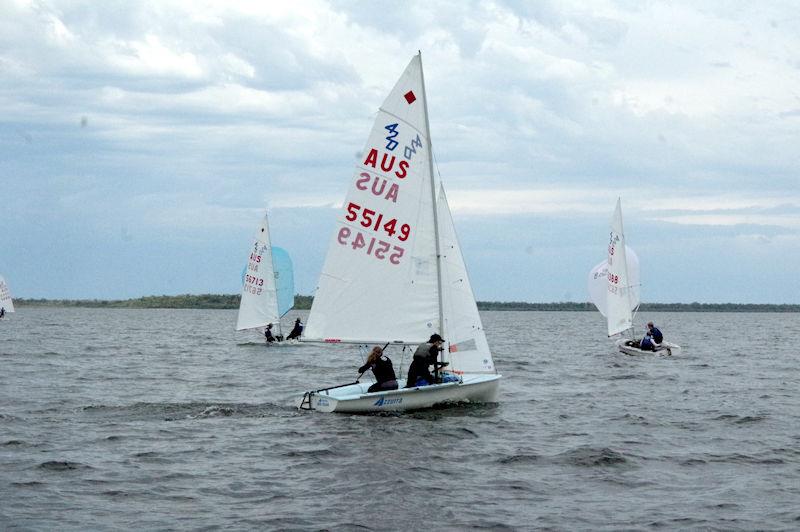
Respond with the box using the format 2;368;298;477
13;295;800;312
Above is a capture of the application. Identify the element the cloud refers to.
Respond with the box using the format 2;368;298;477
1;0;799;302
650;214;800;228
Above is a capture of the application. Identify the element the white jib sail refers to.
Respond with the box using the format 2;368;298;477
304;54;440;344
0;275;14;313
606;198;636;336
588;246;640;318
437;185;495;374
236;213;280;331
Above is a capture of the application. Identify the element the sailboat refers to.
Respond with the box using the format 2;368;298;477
588;198;681;356
236;212;295;343
0;275;14;318
298;53;501;413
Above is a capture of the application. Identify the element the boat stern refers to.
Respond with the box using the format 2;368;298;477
297;392;338;412
296;374;501;414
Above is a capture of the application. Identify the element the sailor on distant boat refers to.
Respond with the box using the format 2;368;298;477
639;331;656;351
286;318;303;340
647;322;663;345
264;323;276;343
358;346;398;393
406;334;449;387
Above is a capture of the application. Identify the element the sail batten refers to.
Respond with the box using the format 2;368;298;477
375;111;427;135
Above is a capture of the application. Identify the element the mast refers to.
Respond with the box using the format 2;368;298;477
264;211;282;336
418;51;445;343
617;198;635;338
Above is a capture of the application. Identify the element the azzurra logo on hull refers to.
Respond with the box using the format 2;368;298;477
374;396;403;407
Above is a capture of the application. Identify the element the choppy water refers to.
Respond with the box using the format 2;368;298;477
1;308;799;530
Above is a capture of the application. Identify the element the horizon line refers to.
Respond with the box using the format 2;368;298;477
11;295;800;309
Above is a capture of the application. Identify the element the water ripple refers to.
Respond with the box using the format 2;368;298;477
1;308;798;530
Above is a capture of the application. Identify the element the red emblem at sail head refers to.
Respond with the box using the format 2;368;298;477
403;90;416;104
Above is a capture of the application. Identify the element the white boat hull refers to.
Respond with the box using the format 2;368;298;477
298;373;501;413
616;338;682;356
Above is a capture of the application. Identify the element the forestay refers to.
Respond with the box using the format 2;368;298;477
437;185;495;373
304;55;439;344
588;246;640;318
0;275;14;313
605;198;636;336
236;214;294;331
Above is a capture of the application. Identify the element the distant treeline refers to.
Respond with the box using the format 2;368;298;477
13;295;800;312
16;294;315;310
17;294;242;309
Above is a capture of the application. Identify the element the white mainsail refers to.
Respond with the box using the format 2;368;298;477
304;54;440;344
0;275;14;313
588;246;640;318
437;185;495;373
296;53;501;412
236;213;283;331
605;198;637;336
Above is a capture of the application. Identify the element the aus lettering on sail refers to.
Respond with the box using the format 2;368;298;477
356;122;423;204
244;242;268;296
335;120;423;266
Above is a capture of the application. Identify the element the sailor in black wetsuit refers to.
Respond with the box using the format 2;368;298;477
405;334;448;387
359;346;398;393
264;323;276;343
286;318;303;340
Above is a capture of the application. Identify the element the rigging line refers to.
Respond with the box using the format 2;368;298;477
432;148;444;182
357;344;370;383
419;53;445;343
431;147;449;367
399;345;408;382
358;344;368;364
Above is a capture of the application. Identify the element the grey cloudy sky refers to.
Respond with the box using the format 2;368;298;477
2;0;799;303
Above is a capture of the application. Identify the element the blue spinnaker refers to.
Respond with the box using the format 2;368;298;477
271;246;295;316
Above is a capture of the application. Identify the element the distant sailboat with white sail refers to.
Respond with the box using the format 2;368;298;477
298;53;500;413
236;213;295;343
588;198;681;355
0;275;14;319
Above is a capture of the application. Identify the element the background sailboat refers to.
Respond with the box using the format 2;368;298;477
0;275;14;318
236;213;295;341
589;199;680;355
588;245;640;331
588;198;641;338
299;53;500;412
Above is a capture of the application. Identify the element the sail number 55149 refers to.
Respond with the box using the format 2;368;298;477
338;227;405;265
344;202;410;241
